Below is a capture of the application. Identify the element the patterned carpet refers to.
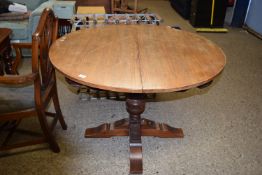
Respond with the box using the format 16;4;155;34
0;0;262;174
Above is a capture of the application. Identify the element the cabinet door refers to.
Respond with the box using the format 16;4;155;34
190;0;212;27
190;0;227;27
213;0;227;27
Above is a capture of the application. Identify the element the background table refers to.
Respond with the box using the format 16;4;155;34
49;25;226;174
0;28;13;75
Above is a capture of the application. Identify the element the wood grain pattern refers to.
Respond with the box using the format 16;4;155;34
49;25;226;93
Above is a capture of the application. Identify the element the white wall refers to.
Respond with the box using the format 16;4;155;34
245;0;262;35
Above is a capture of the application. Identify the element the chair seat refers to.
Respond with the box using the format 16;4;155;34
0;20;29;40
0;85;35;114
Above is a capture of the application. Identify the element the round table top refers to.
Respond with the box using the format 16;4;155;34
49;25;226;93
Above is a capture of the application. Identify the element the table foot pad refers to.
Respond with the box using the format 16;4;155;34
130;144;143;174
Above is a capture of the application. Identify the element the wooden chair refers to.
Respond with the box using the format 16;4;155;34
0;8;67;153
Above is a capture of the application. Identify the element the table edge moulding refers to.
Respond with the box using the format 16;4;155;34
50;25;226;93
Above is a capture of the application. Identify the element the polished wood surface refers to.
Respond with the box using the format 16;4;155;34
49;25;226;93
0;28;13;75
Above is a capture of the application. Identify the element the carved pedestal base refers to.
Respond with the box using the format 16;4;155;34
85;118;184;138
85;94;184;174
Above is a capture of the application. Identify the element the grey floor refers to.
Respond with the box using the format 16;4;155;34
0;0;262;174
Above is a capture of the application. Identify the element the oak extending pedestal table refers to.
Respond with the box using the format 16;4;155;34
49;25;226;174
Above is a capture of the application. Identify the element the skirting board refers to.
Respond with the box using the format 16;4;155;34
243;25;262;40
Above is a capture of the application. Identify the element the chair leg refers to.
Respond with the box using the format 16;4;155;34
52;85;67;130
1;120;21;146
37;110;60;153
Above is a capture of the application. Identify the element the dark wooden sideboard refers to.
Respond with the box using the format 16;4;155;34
64;0;112;13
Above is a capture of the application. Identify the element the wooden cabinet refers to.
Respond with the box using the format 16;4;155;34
170;0;192;19
64;0;112;13
190;0;227;27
